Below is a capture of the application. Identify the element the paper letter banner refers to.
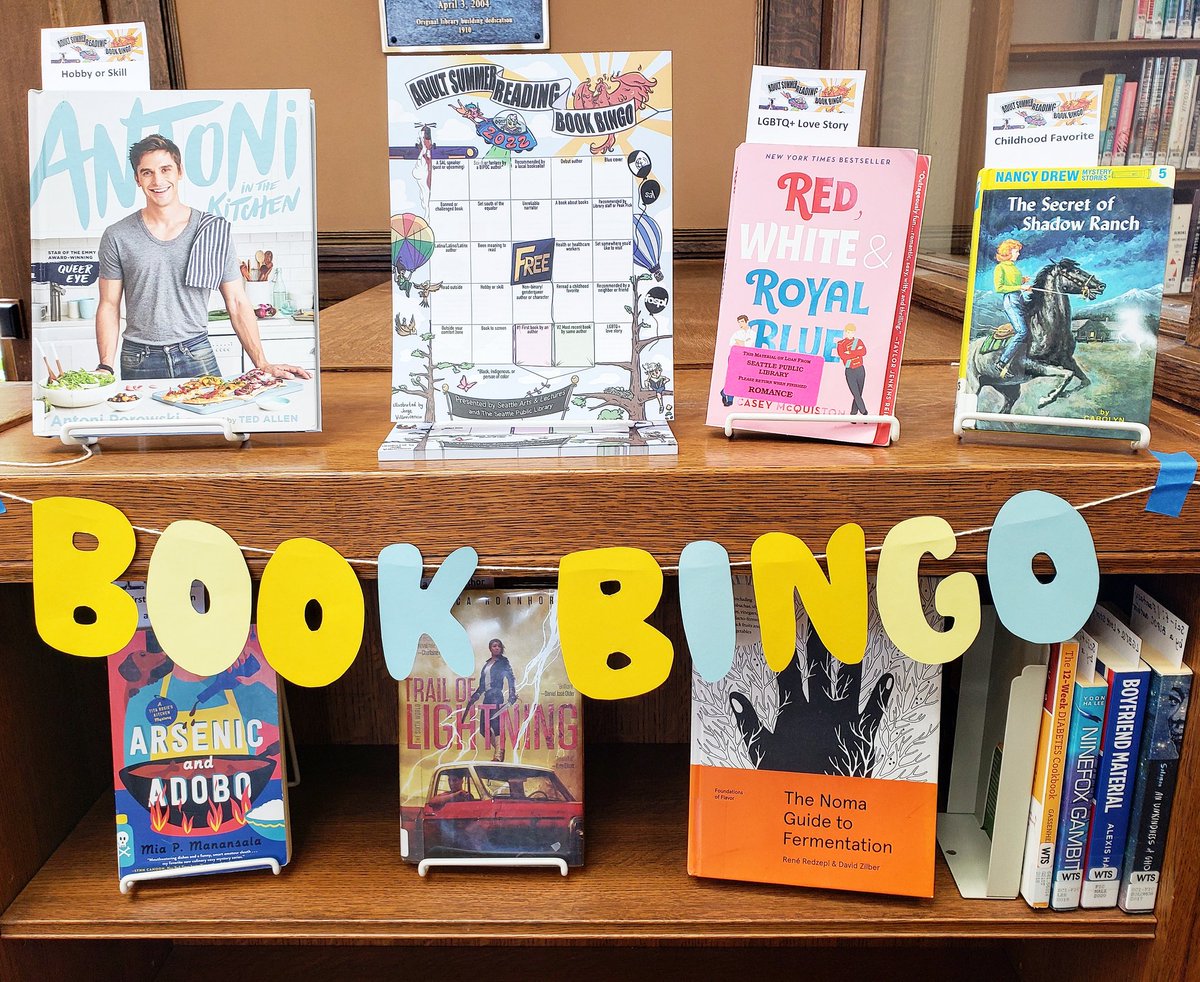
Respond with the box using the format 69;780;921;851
26;462;1193;692
33;496;137;657
558;547;672;699
146;520;252;676
679;540;735;682
378;544;478;679
750;527;867;668
877;516;980;665
987;490;1099;644
258;537;365;687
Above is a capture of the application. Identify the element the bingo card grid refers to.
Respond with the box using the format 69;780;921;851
425;155;637;368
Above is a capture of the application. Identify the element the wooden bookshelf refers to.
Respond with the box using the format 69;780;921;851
1;283;1199;981
2;363;1200;574
1010;39;1200;61
152;944;1028;982
954;1;1200;250
0;746;1154;943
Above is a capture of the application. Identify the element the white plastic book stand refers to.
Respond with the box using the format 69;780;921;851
59;417;249;447
953;379;1150;450
120;857;280;895
417;857;569;877
937;609;1048;899
722;411;901;445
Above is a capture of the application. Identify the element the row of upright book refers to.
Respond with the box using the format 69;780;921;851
1098;59;1199;171
1095;0;1200;39
1021;592;1191;912
108;576;1190;914
1166;188;1200;293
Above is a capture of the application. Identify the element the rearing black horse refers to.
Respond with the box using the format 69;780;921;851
967;258;1106;414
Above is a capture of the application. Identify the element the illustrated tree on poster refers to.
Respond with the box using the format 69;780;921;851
391;313;473;424
572;183;671;425
572;272;672;425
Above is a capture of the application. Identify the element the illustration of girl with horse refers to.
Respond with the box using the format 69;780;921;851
967;248;1105;417
993;237;1033;379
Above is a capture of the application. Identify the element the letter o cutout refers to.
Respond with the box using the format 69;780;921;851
258;537;364;687
146;520;251;676
987;490;1099;643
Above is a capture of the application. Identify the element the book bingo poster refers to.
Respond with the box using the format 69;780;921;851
386;52;675;446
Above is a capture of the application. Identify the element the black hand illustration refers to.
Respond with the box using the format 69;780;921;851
729;624;893;777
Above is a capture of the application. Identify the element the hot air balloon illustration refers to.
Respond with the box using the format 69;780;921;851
390;213;436;297
632;212;663;282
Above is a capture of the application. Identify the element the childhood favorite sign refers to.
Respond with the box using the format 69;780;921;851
984;85;1103;168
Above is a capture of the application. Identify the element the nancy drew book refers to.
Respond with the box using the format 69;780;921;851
705;144;928;445
956;166;1174;439
399;588;583;866
109;627;290;886
688;575;942;897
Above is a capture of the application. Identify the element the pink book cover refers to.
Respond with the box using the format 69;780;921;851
707;144;922;445
1114;81;1139;162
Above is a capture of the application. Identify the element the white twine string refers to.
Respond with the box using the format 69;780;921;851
0;479;1185;574
0;445;93;467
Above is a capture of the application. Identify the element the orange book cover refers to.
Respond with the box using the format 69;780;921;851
688;575;941;897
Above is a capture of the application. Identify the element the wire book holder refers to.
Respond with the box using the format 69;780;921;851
417;857;569;877
953;379;1151;450
722;411;901;445
59;416;250;447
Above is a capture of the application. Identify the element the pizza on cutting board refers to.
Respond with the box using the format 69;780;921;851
160;370;287;406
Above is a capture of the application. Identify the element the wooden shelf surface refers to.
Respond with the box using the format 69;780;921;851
156;943;1025;979
3;286;1200;575
1010;39;1200;60
0;745;1155;943
2;371;1200;575
0;383;31;432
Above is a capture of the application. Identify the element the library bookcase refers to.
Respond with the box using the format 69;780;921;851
956;0;1200;259
0;274;1197;981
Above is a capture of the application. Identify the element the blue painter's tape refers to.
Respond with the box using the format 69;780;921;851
1146;450;1197;518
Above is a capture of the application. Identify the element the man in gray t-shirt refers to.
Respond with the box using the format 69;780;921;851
95;133;311;383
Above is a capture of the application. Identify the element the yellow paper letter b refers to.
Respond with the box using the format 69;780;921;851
33;496;137;657
558;547;672;700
